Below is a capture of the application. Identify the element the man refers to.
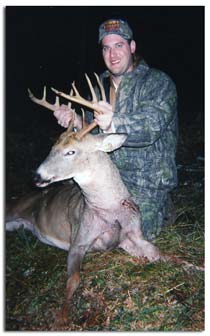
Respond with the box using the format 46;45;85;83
54;18;178;240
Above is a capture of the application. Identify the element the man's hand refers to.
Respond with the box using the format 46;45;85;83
92;101;114;132
54;104;81;129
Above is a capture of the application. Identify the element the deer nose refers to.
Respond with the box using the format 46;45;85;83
33;171;52;187
33;172;43;185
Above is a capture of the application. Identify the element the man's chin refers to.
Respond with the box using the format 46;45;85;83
110;69;124;77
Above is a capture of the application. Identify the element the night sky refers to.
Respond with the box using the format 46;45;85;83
6;6;204;129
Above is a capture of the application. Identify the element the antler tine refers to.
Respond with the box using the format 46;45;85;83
85;73;98;103
94;72;106;102
55;95;60;107
75;120;98;140
81;108;87;128
28;87;60;112
67;89;74;109
42;85;46;100
51;73;105;112
71;81;81;98
51;87;94;110
66;110;75;133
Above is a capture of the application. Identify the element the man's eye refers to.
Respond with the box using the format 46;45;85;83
64;150;75;156
102;46;109;52
116;43;123;48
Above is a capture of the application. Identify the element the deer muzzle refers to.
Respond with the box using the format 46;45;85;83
33;171;53;188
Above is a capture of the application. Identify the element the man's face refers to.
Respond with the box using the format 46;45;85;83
101;34;136;77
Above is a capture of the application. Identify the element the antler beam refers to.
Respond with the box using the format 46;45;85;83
51;73;106;114
28;86;60;111
28;87;72;111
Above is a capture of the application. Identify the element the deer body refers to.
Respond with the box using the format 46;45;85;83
7;133;159;257
7;132;162;312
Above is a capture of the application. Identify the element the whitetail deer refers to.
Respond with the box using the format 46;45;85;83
6;74;203;323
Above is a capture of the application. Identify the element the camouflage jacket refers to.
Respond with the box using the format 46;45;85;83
91;60;178;193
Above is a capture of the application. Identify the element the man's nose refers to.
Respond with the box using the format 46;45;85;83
110;48;117;58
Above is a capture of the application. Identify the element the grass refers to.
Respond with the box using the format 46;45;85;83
5;121;204;331
5;171;204;331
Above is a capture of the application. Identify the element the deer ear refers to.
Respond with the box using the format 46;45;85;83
95;133;128;152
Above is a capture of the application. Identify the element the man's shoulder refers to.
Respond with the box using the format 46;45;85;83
146;66;176;87
136;62;173;82
133;62;177;97
150;68;174;82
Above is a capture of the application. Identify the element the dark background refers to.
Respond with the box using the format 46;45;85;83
6;6;204;122
5;6;204;197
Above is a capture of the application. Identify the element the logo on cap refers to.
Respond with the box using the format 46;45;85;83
104;20;121;32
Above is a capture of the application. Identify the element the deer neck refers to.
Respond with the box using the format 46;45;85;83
73;151;130;209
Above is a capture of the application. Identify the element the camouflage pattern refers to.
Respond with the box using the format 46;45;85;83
98;18;133;43
89;60;178;240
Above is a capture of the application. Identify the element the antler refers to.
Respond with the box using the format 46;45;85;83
51;73;106;139
28;73;106;140
51;73;106;111
28;86;76;131
28;86;72;112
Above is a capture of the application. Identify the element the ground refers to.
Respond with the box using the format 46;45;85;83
5;112;204;331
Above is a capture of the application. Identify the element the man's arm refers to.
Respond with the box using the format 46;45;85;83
93;72;178;147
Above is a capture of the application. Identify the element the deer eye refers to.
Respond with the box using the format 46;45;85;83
64;150;75;156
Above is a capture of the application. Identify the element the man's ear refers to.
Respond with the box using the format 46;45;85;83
95;133;128;152
130;40;136;54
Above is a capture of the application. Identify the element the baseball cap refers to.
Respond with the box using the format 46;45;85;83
98;19;133;43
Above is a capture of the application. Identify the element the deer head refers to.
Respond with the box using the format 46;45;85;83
29;74;127;188
34;132;127;188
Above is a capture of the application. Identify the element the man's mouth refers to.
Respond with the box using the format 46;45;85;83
111;60;120;65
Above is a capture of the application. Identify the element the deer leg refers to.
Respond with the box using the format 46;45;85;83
60;215;102;322
66;248;86;297
120;231;161;261
55;247;85;324
56;213;109;324
120;216;161;262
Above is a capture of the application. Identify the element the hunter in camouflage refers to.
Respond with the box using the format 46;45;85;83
54;18;178;241
99;60;178;240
